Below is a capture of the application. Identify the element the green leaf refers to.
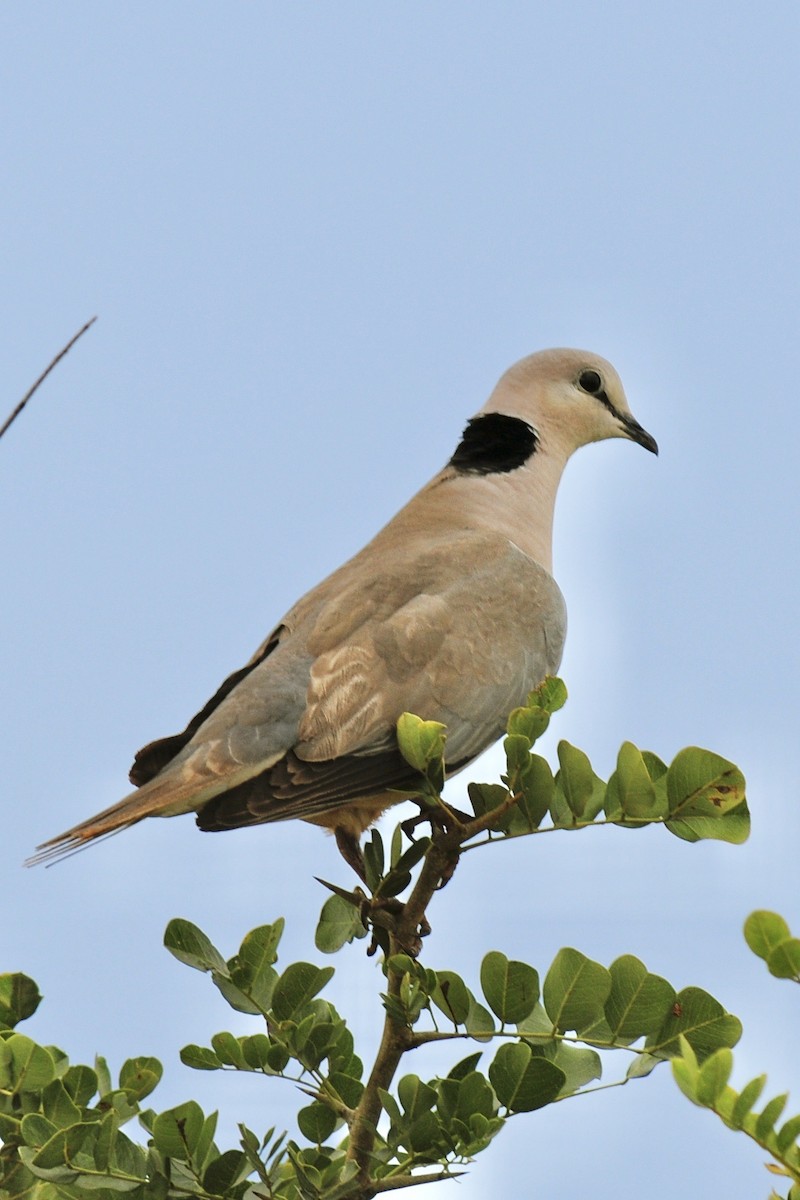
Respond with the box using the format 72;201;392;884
767;939;800;982
363;830;385;891
507;705;550;744
212;973;262;1016
286;1143;323;1199
403;1110;442;1155
454;1071;496;1122
528;676;568;713
542;948;612;1033
95;1054;112;1097
1;1034;56;1092
756;1093;788;1140
297;1103;337;1144
28;1122;103;1180
210;1031;246;1068
488;1043;565;1113
389;823;403;867
0;974;42;1031
468;781;509;819
235;921;283;973
226;924;283;1010
516;754;554;829
40;1080;82;1130
665;748;749;843
272;964;335;1021
480;952;539;1024
20;1113;57;1149
315;895;366;954
776;1113;800;1154
151;1100;205;1160
627;1052;661;1079
376;870;414;899
667;808;751;844
241;1034;273;1070
328;1072;364;1108
448;1053;483;1081
667;747;746;815
744;911;791;961
696;1048;733;1105
163;919;228;973
612;742;665;819
516;1000;560;1042
398;1074;437;1119
672;1055;699;1101
378;1087;403;1127
391;836;431;876
504;735;534;782
180;1044;222;1071
397;972;431;1025
119;1056;162;1101
640;750;668;779
396;713;447;773
432;971;471;1026
266;1043;291;1072
604;956;676;1044
203;1149;251;1196
465;993;496;1042
551;1044;602;1095
556;742;595;818
62;1064;98;1107
731;1075;767;1128
647;987;741;1061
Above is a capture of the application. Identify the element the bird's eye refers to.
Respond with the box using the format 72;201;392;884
578;369;603;394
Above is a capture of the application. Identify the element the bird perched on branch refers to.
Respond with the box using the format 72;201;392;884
30;348;657;874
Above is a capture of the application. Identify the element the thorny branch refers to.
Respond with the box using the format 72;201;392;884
343;791;519;1192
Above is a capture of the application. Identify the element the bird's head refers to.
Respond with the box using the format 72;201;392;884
480;348;658;461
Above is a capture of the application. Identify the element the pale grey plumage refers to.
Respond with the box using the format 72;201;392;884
30;347;656;865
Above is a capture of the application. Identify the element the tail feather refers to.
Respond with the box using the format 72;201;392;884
27;755;279;866
27;777;215;867
26;815;146;867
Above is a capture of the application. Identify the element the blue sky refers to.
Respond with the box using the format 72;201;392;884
3;4;799;1197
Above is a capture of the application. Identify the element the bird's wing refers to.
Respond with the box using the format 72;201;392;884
196;530;566;829
128;623;286;785
299;531;565;763
31;530;565;858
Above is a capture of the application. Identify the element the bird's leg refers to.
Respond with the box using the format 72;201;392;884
334;828;367;883
332;812;464;957
399;800;468;893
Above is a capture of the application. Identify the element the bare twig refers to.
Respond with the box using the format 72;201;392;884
0;316;97;442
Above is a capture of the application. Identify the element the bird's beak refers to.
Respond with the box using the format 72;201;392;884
619;413;658;455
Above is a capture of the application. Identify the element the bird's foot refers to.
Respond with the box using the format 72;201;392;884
363;898;431;958
400;799;471;844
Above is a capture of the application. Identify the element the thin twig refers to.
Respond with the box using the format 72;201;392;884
0;316;97;441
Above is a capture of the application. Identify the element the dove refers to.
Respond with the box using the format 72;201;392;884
30;348;656;874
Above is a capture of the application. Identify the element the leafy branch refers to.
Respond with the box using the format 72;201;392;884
671;911;800;1200
0;677;770;1199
